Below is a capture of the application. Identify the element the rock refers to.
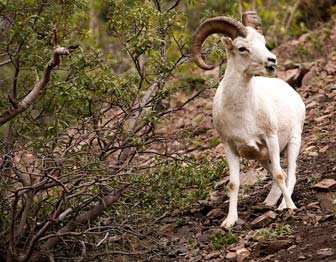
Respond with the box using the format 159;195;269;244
265;239;294;254
251;211;277;229
318;214;335;223
305;101;318;110
168;245;188;258
314;114;330;123
191;255;203;262
304;145;316;152
160;217;176;223
197;232;210;246
277;64;309;87
253;203;272;212
319;145;329;153
207;208;225;219
325;61;336;75
159;224;176;236
261;254;274;261
209;190;221;202
317;248;334;258
226;251;237;261
240;169;268;186
236;248;250;262
287;244;297;251
205;251;221;260
313;178;336;190
308;151;318;157
298;255;306;260
277;249;288;257
176;225;193;240
315;215;323;223
277;68;298;85
306;201;320;210
316;192;336;212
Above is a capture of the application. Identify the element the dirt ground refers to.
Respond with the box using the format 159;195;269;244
145;23;336;262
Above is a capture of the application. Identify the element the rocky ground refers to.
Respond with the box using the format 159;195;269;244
145;20;336;262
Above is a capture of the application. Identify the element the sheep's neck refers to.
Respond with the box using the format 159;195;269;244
220;64;254;109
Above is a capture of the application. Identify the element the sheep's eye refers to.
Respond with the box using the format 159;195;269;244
238;47;248;53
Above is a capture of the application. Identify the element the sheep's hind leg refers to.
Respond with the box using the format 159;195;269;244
221;144;240;228
266;136;297;210
277;135;301;210
259;160;282;207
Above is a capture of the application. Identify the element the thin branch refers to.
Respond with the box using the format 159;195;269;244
16;198;64;262
0;45;79;126
31;185;128;258
285;0;301;31
153;0;162;12
0;59;11;67
165;0;180;12
117;81;159;164
96;232;109;247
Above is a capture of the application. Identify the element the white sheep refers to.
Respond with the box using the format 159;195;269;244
192;11;305;228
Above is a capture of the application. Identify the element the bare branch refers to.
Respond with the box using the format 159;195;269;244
31;185;128;258
117;81;159;164
0;59;11;67
286;0;301;31
0;45;79;126
53;29;59;47
153;0;162;12
165;0;180;12
96;232;109;247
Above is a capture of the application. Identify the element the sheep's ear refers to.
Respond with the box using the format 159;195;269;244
221;36;234;51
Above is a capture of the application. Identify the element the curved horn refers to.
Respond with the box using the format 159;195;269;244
242;11;263;34
192;16;247;70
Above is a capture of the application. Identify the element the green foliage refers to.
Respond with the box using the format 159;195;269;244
0;1;93;137
253;223;292;241
106;0;187;78
125;157;227;214
307;176;318;185
209;230;239;250
188;239;200;257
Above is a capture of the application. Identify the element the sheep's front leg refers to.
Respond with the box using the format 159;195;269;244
221;144;240;228
266;135;297;210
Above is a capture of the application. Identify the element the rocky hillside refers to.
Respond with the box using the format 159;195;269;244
142;17;336;262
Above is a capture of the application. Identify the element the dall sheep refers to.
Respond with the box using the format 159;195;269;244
192;11;305;228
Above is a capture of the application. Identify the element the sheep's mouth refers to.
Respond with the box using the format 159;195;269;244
265;65;276;73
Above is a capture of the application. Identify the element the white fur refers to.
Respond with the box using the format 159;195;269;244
213;27;305;228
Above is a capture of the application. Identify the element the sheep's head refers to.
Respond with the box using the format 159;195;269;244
192;11;277;77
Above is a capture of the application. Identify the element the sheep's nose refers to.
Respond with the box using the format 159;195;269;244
268;57;276;64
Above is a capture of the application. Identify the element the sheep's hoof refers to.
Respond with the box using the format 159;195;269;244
277;201;297;211
220;216;237;229
277;200;287;210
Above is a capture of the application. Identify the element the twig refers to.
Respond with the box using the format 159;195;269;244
31;185;128;259
285;0;301;31
166;0;180;12
96;232;109;247
0;59;11;67
153;0;162;12
117;81;159;164
0;45;79;126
